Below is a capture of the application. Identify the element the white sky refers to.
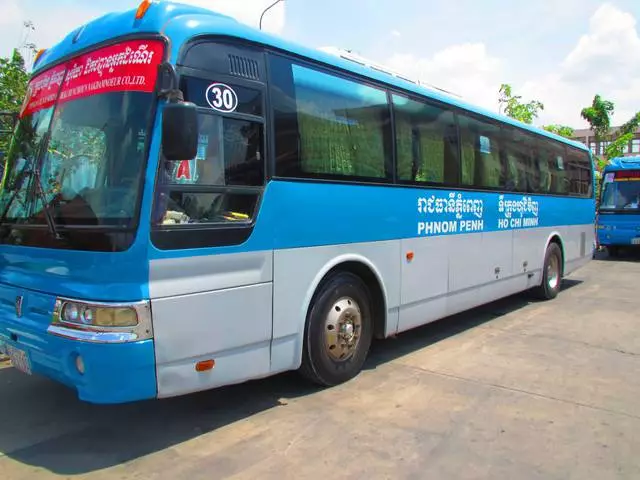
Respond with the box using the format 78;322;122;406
1;0;638;129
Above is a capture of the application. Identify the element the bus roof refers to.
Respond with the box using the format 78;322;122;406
34;0;588;153
604;156;640;171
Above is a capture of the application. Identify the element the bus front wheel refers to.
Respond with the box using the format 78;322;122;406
532;242;563;300
299;271;373;387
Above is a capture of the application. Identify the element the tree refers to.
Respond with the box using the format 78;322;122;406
0;49;30;155
497;85;575;139
498;83;544;124
0;49;30;114
581;94;640;163
606;112;640;159
579;95;640;207
542;124;574;139
580;95;615;144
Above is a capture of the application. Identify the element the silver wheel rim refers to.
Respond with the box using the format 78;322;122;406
547;254;560;290
324;296;362;362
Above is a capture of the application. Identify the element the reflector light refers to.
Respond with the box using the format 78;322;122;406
135;0;153;20
33;48;46;66
196;360;215;372
75;355;85;375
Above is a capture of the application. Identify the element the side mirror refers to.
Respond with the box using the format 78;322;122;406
161;102;199;161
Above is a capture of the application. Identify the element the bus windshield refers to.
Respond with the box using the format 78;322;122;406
600;171;640;211
0;39;164;251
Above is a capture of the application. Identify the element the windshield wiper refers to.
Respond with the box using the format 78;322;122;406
22;129;63;241
31;166;62;240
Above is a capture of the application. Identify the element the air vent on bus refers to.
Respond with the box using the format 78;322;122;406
229;55;260;80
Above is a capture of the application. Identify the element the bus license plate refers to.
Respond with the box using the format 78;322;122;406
632;238;640;245
5;344;32;375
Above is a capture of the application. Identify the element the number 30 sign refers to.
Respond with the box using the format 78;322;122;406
205;83;239;113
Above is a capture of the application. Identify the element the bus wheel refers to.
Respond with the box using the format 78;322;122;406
532;242;563;300
299;271;373;387
608;246;620;257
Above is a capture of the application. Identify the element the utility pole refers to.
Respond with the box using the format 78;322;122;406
19;21;37;67
259;0;284;30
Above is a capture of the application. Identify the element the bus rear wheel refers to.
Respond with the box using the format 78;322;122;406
532;242;563;300
299;271;373;387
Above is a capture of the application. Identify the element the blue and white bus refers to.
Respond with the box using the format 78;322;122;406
597;156;640;255
0;0;595;404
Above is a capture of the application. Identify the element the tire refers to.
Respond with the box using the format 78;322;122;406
531;242;563;300
608;246;620;257
299;271;374;387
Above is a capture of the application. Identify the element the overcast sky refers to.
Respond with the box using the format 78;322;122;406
1;0;639;129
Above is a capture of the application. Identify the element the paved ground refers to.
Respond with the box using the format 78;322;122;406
1;250;640;480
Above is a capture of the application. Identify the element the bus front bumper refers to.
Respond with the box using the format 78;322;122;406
597;226;640;247
0;314;157;405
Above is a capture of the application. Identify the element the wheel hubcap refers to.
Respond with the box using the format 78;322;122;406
547;255;560;289
324;297;362;361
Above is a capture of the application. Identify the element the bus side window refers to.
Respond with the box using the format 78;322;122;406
392;94;459;185
501;127;537;193
457;114;501;189
459;128;476;186
565;147;593;197
155;113;264;226
534;143;552;194
524;134;542;194
545;143;568;195
269;54;393;182
152;73;265;233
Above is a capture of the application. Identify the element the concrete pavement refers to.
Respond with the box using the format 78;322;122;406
1;250;639;479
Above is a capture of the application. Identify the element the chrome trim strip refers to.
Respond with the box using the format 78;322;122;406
52;298;151;309
46;325;145;343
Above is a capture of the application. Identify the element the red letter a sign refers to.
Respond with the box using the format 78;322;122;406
176;160;191;180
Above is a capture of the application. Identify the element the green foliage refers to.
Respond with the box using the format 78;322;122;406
498;83;544;124
542;124;574;139
580;95;615;142
0;112;17;151
0;49;30;155
580;95;640;188
0;49;29;113
618;112;640;137
605;132;634;159
595;156;609;172
608;112;640;159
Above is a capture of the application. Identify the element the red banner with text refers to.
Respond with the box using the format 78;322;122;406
20;39;165;118
19;63;67;118
614;170;640;181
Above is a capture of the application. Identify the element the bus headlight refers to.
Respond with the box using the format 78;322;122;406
49;298;153;343
60;302;138;327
